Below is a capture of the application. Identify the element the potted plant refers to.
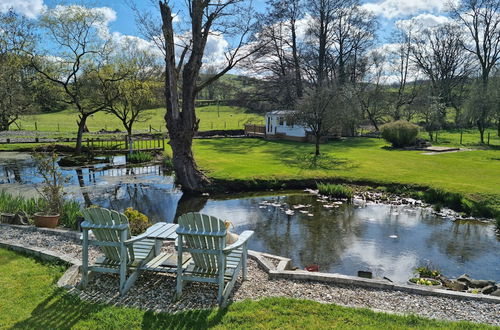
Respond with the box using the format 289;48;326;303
33;152;69;228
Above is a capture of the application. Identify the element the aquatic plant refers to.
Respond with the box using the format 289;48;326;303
127;152;153;164
317;183;354;200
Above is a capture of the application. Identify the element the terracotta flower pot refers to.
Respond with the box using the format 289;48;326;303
34;212;60;228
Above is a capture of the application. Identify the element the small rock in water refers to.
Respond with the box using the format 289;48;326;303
307;213;314;217
284;210;295;216
389;235;398;239
299;210;308;214
259;206;267;208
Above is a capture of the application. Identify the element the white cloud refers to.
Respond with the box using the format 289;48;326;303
396;13;452;31
0;0;46;19
361;0;458;19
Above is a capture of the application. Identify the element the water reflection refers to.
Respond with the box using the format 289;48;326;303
1;153;499;283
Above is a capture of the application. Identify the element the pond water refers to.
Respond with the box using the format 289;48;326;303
1;152;499;283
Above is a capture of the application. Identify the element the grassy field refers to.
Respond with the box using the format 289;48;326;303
0;248;492;329
419;128;499;147
192;138;500;213
16;105;264;133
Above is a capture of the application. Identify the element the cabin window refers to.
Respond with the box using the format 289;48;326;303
267;116;271;132
287;119;294;128
279;117;284;125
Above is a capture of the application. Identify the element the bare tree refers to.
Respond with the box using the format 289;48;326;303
293;86;344;155
450;0;500;142
387;25;419;121
353;51;387;130
31;5;116;154
412;23;473;127
158;0;260;192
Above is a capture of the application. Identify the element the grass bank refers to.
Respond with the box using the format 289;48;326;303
192;138;499;218
0;248;493;329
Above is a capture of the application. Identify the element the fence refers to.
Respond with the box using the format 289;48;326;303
86;135;165;154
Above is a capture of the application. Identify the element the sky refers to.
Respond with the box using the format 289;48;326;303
1;0;454;42
1;0;456;81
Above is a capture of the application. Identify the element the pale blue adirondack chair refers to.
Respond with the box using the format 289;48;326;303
80;207;157;295
175;213;254;306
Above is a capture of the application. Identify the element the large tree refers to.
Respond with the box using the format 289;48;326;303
32;5;117;154
0;11;36;131
412;23;473;127
157;0;259;192
450;0;500;142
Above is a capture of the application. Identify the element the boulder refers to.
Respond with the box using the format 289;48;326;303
457;274;494;288
481;285;498;295
490;289;500;297
447;280;468;292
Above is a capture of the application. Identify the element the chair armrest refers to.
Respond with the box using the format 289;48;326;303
223;230;254;253
124;224;161;245
81;221;128;231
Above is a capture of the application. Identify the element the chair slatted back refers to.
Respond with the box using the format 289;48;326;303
82;207;133;262
178;213;226;271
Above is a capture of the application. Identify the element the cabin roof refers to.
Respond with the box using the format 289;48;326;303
266;110;297;116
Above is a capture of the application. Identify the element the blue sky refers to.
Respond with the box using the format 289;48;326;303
3;0;454;46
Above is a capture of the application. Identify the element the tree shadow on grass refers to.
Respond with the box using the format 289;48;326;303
142;307;228;329
13;289;106;329
288;153;358;171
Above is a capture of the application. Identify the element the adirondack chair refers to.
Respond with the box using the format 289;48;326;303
175;213;254;306
80;207;157;295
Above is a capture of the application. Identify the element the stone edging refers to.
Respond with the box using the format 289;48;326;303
1;224;500;304
248;249;500;304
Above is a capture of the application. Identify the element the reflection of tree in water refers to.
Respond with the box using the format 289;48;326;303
0;162;23;183
426;220;495;262
249;194;364;270
173;194;208;223
75;168;92;207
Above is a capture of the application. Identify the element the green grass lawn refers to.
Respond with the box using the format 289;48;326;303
0;248;493;329
192;138;500;212
16;105;264;133
419;128;499;147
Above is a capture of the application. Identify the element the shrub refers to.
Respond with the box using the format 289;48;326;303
0;190;80;228
317;183;354;200
163;155;174;170
127;152;153;164
124;207;151;235
33;152;69;215
380;120;420;147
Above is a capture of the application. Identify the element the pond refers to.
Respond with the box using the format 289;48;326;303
1;152;499;284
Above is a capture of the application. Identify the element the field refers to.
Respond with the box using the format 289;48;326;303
191;138;500;213
0;248;490;329
16;105;264;133
419;128;499;147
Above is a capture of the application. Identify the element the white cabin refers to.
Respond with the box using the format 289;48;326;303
265;110;308;141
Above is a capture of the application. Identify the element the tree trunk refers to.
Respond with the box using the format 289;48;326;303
75;113;89;155
160;1;211;193
477;119;485;144
315;135;321;156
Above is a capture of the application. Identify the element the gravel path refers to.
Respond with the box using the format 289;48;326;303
1;225;499;326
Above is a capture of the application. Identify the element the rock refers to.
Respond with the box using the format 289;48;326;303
447;281;468;292
481;285;498;295
490;289;500;297
456;274;494;288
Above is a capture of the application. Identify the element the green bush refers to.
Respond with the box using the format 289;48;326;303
380;120;420;147
127;152;153;164
124;207;151;235
317;183;354;200
163;155;174;170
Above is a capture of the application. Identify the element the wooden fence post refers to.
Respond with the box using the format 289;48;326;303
487;132;490;145
460;131;463;145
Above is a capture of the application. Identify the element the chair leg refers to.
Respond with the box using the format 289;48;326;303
81;229;89;288
119;231;128;295
175;236;184;300
242;244;248;281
